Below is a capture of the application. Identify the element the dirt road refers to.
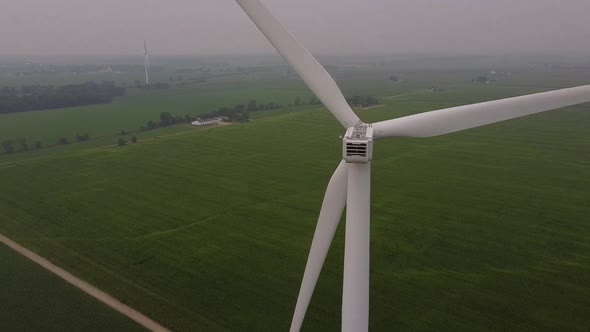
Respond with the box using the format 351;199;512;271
0;233;169;332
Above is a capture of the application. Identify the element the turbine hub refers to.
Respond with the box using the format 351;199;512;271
342;122;373;163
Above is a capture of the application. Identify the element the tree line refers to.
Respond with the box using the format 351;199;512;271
138;95;325;132
139;98;293;132
2;94;379;154
346;95;379;108
0;81;125;114
136;94;376;134
1;132;90;154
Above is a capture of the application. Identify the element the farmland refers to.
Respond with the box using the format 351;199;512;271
1;59;589;332
0;243;144;331
0;80;312;143
0;64;417;166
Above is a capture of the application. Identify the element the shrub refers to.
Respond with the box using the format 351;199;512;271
1;139;15;153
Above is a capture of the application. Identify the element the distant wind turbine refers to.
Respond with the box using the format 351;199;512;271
144;40;150;85
234;0;590;331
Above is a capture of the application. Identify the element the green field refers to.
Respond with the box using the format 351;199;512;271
0;69;417;167
0;79;312;143
0;243;144;331
0;66;416;142
5;55;586;163
1;75;589;331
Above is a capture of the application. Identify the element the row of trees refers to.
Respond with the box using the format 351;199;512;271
286;96;323;107
1;138;40;153
139;99;289;132
132;77;207;89
141;112;195;131
346;95;380;108
138;94;327;133
1;94;374;155
475;75;496;83
1;133;90;154
117;136;137;146
9;64;154;75
0;81;125;114
137;94;374;133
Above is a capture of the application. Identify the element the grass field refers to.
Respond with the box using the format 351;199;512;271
0;70;417;166
0;66;416;142
0;122;232;165
0;79;311;143
0;103;329;166
5;56;586;159
0;243;144;331
0;69;420;166
1;79;589;330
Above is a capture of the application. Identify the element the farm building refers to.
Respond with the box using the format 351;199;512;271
191;117;227;126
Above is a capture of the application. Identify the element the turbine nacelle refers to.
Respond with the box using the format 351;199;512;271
343;123;373;163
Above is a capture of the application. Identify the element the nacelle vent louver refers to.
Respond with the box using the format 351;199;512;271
343;123;373;163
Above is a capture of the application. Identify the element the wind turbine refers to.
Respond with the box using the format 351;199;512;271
144;40;151;85
234;0;590;331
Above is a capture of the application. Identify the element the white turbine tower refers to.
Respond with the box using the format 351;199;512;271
234;0;590;331
144;40;151;85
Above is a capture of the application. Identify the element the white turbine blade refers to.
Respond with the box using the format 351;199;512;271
144;40;151;72
290;161;348;332
144;57;149;85
234;0;360;128
342;163;371;332
373;85;590;138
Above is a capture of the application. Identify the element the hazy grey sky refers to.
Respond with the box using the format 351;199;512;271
1;0;590;56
